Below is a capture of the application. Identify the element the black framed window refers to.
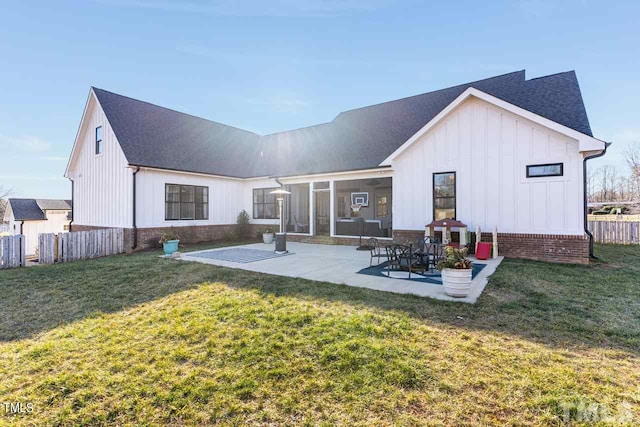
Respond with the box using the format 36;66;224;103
526;163;563;178
165;184;208;220
433;172;456;220
95;126;103;155
253;188;278;219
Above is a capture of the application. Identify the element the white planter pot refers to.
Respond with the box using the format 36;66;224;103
263;233;274;244
441;268;473;297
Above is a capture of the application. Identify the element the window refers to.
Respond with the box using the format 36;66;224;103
433;172;456;220
95;126;103;155
253;188;278;219
376;194;388;218
526;163;563;178
165;184;208;220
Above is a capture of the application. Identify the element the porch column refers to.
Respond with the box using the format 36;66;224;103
309;183;315;236
329;180;335;237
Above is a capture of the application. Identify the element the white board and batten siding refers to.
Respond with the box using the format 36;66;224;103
135;169;247;228
393;97;584;236
21;210;71;256
66;94;133;228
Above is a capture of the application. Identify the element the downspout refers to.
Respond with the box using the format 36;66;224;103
132;166;140;250
583;142;610;259
67;178;74;231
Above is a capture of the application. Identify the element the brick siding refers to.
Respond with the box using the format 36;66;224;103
72;223;590;263
393;229;589;264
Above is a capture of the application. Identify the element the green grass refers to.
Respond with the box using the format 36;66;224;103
0;243;638;425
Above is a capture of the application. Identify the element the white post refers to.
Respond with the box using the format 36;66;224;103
425;225;431;239
278;198;284;234
460;226;467;247
492;226;498;259
309;183;315;236
329;180;335;237
475;226;481;253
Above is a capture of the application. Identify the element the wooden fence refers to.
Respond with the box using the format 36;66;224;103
0;235;26;269
587;221;640;245
39;228;125;264
587;214;640;222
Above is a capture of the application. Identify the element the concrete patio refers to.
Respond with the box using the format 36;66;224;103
179;242;503;303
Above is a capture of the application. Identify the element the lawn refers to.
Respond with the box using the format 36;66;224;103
0;243;638;425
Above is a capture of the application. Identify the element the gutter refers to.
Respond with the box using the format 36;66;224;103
583;142;610;259
132;166;140;250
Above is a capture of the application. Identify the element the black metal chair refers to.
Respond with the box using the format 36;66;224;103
385;244;402;276
387;244;424;278
368;238;388;266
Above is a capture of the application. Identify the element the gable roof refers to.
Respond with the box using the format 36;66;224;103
92;88;262;178
37;199;73;211
89;70;595;178
8;199;71;221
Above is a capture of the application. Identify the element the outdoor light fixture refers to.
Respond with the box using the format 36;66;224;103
270;188;291;254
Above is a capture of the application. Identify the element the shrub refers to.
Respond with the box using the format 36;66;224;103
436;246;473;270
159;230;179;244
235;210;251;238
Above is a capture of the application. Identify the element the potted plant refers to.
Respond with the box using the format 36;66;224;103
159;230;180;256
263;227;274;244
436;246;473;297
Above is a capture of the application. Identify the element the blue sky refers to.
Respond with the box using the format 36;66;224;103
1;0;638;199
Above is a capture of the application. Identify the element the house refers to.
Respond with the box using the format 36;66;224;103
64;70;607;264
3;199;72;256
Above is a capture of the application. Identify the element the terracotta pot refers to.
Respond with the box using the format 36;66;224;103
441;268;472;297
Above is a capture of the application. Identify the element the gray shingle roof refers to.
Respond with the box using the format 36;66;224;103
8;199;71;221
36;199;72;211
93;88;261;178
92;70;593;178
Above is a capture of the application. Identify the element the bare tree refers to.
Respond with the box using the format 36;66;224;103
586;167;599;202
625;141;640;201
0;185;12;223
0;185;11;200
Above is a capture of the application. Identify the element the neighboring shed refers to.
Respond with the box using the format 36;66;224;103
4;198;72;256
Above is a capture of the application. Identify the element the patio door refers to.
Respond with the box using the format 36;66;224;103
315;191;330;236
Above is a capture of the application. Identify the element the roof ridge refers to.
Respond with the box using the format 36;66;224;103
336;70;526;117
525;70;575;82
261;121;333;138
91;87;261;137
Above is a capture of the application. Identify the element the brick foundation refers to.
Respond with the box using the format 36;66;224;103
286;234;366;246
481;232;589;264
71;224;270;251
393;229;589;264
72;223;590;264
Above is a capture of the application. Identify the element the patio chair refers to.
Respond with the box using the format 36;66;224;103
368;238;389;266
414;236;440;253
386;244;424;278
427;243;444;272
